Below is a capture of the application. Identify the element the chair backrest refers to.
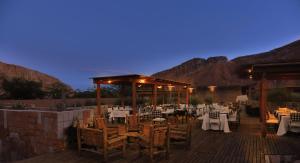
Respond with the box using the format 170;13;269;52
167;116;178;125
290;112;300;122
78;128;104;148
152;125;169;147
126;114;139;131
209;111;220;119
152;110;162;118
139;124;152;142
94;117;106;129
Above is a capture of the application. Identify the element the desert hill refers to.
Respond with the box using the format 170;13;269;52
152;40;300;88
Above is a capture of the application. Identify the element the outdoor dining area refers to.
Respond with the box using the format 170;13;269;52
17;63;300;163
76;74;194;162
266;107;300;136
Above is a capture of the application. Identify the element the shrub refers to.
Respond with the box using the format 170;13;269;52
75;102;82;107
267;88;291;107
56;103;66;111
0;103;4;109
2;78;45;99
84;100;96;106
12;103;26;110
190;96;200;106
204;95;213;105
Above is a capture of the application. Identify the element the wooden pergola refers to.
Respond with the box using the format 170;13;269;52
92;74;191;116
244;62;300;137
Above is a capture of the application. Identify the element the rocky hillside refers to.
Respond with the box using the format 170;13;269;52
152;40;300;87
232;40;300;65
0;61;72;93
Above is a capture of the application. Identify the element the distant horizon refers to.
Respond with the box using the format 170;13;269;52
1;0;300;89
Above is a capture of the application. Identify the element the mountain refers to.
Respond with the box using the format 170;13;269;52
152;40;300;88
0;61;72;94
232;40;300;65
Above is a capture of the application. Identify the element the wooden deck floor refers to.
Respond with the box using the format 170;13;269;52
17;114;300;163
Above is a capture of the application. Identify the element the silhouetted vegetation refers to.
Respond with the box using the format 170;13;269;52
267;88;291;106
2;78;45;99
47;82;70;99
73;86;120;98
204;95;213;104
190;96;200;106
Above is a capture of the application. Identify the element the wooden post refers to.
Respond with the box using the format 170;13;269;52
177;88;180;109
260;77;267;137
120;85;125;108
153;84;157;110
96;83;101;116
169;89;172;104
132;81;137;114
162;93;165;105
186;87;189;107
248;86;252;100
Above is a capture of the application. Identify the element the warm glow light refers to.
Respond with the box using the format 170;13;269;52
188;87;194;94
208;86;216;92
138;84;142;88
139;79;146;83
183;86;187;88
248;69;252;73
107;80;112;84
249;75;253;79
167;85;174;91
157;85;162;89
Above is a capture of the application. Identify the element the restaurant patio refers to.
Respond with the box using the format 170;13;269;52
16;66;300;163
17;113;300;163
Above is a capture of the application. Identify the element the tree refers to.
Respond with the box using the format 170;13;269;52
267;88;291;107
2;78;45;99
73;86;120;98
47;82;71;99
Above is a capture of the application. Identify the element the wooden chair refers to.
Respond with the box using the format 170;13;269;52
152;110;162;119
266;111;279;132
77;127;104;155
89;117;127;162
209;111;221;131
169;119;192;149
138;124;170;162
167;116;178;125
289;112;300;133
126;114;140;132
228;110;239;130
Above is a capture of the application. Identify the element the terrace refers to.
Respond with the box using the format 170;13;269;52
17;113;300;163
13;68;300;163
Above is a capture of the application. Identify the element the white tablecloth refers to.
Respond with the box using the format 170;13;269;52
153;118;166;122
277;115;300;136
109;110;129;120
162;109;174;115
236;95;248;102
202;113;231;133
277;116;290;136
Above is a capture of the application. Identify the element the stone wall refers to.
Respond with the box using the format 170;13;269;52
0;108;96;162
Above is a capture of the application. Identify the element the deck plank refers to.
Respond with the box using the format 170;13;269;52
16;114;300;163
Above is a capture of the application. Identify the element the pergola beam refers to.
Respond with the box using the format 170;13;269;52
92;74;191;115
96;83;101;116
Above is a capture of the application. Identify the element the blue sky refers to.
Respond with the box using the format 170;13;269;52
0;0;300;89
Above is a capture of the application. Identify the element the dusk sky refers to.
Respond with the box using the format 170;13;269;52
1;0;300;89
